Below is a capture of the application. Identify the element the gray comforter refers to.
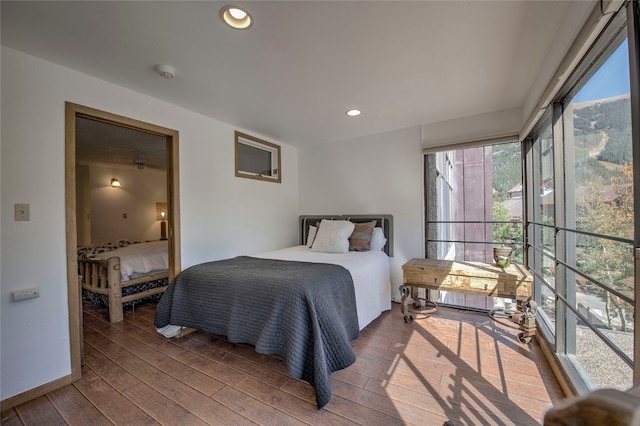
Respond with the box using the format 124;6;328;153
154;256;360;409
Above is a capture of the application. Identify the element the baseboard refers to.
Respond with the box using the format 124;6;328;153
535;333;575;401
0;374;75;411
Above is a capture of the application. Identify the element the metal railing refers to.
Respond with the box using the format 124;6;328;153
426;219;525;251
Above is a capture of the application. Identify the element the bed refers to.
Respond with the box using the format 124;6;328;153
79;240;169;323
154;214;393;409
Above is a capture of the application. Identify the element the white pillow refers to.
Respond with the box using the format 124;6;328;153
306;225;317;247
311;219;355;253
370;227;387;251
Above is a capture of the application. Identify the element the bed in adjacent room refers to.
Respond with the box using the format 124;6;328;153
79;240;169;323
154;214;393;409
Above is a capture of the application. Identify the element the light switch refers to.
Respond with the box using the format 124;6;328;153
15;203;30;221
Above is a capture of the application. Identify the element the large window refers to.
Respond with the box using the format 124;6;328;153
525;4;637;393
425;142;524;310
426;2;639;394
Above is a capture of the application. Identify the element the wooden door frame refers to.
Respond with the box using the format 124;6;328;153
65;102;181;380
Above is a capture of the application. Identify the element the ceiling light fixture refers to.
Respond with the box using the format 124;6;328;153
220;5;253;30
111;178;121;187
346;109;362;117
156;64;176;79
134;157;147;169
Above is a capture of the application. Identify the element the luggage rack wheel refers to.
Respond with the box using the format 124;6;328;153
399;284;437;324
518;332;532;344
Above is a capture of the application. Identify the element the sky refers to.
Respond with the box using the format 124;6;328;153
573;39;630;103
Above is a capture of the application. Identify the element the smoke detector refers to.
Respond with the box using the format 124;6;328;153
156;64;176;79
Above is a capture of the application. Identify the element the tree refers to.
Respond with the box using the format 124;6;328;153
576;163;634;330
492;143;522;201
493;202;523;264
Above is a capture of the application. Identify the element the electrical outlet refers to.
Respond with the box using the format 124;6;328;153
13;287;40;302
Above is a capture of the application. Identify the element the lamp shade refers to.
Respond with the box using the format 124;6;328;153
155;202;167;220
111;178;121;187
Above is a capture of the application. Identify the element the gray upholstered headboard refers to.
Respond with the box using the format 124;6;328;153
299;214;394;257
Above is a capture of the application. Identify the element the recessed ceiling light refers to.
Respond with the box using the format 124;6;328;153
346;109;362;117
220;5;253;30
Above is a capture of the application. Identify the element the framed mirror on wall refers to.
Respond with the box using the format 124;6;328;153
234;131;281;183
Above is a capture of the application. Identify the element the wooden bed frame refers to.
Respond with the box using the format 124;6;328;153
79;256;168;323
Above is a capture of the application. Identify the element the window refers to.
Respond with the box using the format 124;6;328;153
562;36;633;391
424;1;639;393
528;122;557;330
425;142;524;310
426;151;455;259
525;5;637;393
235;131;281;183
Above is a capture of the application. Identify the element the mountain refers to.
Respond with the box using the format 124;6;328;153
492;93;632;203
573;94;632;166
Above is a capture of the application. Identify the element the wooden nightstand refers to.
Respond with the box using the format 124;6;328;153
400;258;532;324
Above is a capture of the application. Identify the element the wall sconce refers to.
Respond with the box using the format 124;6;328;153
156;202;168;240
111;178;121;187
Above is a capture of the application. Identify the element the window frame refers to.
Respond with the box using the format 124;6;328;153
524;2;640;393
234;131;282;183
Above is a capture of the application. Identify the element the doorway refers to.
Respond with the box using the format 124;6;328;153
64;102;181;380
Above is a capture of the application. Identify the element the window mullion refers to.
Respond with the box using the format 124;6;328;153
529;137;543;312
626;0;640;386
561;100;579;357
552;102;571;355
522;141;530;267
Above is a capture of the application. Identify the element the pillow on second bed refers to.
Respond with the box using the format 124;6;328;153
311;219;355;253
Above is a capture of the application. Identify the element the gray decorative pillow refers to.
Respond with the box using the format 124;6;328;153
349;221;377;251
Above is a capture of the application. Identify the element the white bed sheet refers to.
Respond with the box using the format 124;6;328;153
254;245;392;331
95;241;168;282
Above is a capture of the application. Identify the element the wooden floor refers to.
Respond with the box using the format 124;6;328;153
2;301;563;425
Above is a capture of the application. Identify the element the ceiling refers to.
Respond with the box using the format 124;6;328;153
75;117;167;171
2;1;586;149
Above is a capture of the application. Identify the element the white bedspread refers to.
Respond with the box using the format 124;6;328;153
254;245;392;331
95;241;168;282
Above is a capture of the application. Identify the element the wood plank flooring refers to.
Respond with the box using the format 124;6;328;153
2;301;563;425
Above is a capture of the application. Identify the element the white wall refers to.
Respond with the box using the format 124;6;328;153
298;126;424;302
0;46;298;400
421;107;522;148
89;165;167;244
